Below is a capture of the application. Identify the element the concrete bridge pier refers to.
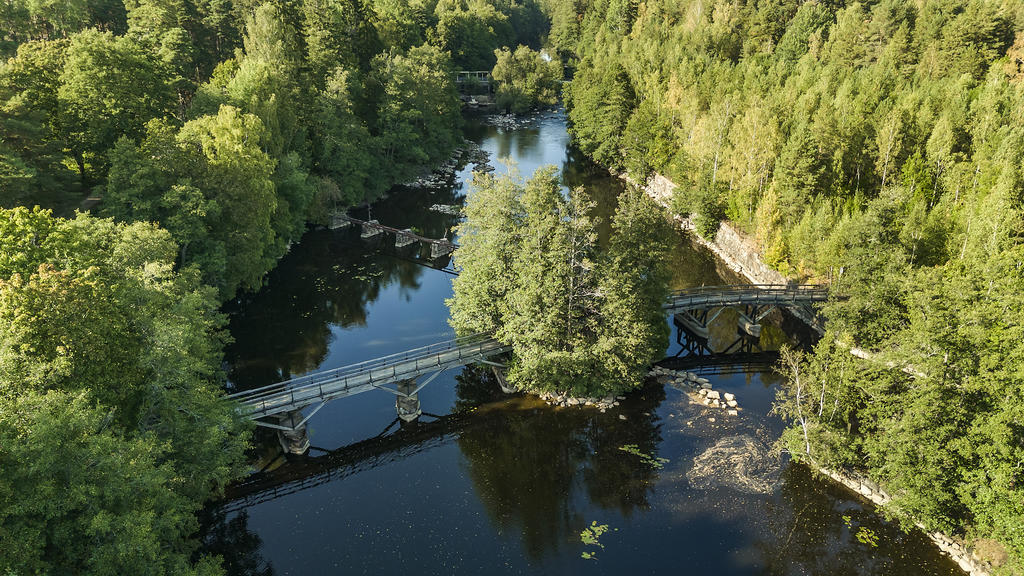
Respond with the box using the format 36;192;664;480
329;214;351;230
736;310;762;338
674;310;711;339
430;241;454;259
396;381;422;422
274;409;311;455
361;220;383;240
395;229;418;248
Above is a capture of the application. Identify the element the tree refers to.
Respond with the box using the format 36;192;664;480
106;106;278;299
448;170;524;336
448;170;674;397
0;206;248;575
57;29;176;182
370;43;461;188
491;45;561;114
594;188;673;390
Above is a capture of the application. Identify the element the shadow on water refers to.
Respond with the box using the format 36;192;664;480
753;463;962;576
455;368;667;561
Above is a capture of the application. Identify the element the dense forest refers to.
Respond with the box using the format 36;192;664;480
0;1;547;574
557;0;1024;572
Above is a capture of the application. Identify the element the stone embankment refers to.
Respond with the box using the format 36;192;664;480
639;173;787;285
536;391;620;411
817;466;994;576
648;366;741;416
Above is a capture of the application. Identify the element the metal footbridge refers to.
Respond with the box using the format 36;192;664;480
229;334;510;451
665;284;829;339
230;284;828;453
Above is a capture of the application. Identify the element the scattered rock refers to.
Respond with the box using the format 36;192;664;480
619;414;627;421
726;400;738;408
727;409;739;416
723;392;735;402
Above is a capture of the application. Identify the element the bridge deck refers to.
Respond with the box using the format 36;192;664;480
665;284;829;312
230;336;509;420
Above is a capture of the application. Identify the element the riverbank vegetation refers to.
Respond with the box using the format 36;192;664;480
448;169;673;397
0;1;552;574
0;207;249;575
557;0;1024;570
0;0;551;300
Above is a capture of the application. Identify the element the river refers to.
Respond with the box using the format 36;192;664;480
201;110;961;576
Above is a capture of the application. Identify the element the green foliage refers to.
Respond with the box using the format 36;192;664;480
491;45;562;114
105;107;279;299
58;29;176;181
430;0;514;70
369;43;462;188
579;521;609;548
449;170;672;397
0;206;248;575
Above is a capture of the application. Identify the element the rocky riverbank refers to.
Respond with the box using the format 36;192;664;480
403;140;493;189
648;365;742;416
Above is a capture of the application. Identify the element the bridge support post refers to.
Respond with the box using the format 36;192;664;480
274;410;311;455
430;242;453;259
492;366;515;394
674;311;710;339
395;229;417;248
396;381;422;422
329;214;351;230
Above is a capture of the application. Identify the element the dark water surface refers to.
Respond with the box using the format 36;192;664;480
203;111;961;576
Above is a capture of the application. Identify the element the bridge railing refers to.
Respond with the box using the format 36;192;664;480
665;284;830;308
229;333;493;402
231;334;509;417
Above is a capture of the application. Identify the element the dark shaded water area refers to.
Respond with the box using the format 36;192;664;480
202;110;961;575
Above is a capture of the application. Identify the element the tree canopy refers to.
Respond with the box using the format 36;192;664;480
0;206;249;575
449;170;673;397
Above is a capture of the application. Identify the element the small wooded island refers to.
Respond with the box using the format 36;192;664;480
1;1;1022;575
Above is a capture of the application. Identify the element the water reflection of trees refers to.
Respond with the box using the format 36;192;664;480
455;368;667;561
198;508;274;576
755;463;960;576
223;186;463;392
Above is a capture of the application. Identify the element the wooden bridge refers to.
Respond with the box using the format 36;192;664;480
330;213;457;259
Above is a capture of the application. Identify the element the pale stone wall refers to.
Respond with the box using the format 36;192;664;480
818;466;993;576
635;173;786;285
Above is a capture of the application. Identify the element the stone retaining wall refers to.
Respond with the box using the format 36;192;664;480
636;173;787;285
817;466;993;576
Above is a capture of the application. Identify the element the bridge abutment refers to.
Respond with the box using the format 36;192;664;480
395;229;417;248
492;366;516;394
361;219;383;240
